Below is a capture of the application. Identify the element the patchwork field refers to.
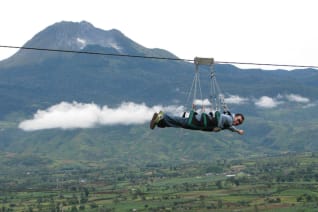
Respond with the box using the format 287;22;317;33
1;152;318;211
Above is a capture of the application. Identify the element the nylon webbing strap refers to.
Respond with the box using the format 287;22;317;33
187;110;200;129
215;111;221;127
187;111;210;130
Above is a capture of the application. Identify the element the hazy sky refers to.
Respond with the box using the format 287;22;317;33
1;0;317;70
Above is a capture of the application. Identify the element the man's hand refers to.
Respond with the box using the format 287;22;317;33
237;130;244;135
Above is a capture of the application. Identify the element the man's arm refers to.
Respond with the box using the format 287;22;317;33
228;126;244;135
236;129;244;135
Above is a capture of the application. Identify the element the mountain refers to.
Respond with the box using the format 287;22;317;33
1;21;178;67
0;21;318;167
0;21;189;116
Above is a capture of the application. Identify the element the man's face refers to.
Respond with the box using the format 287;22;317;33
233;116;243;126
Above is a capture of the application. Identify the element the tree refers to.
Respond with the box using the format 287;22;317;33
216;180;223;189
217;200;223;208
70;206;78;212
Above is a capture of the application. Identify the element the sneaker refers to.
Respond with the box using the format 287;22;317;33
150;113;158;129
150;111;164;129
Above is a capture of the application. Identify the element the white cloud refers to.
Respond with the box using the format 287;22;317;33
285;94;310;103
109;41;122;51
302;103;316;109
193;98;211;106
76;37;86;49
193;95;249;107
225;95;248;104
254;96;281;108
19;101;185;131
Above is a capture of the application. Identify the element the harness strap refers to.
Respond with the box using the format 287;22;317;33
215;111;220;125
187;110;217;131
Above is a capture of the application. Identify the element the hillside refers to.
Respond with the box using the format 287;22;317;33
0;21;318;166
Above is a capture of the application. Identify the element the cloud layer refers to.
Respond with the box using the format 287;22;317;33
254;94;312;108
254;96;282;108
225;95;249;105
19;102;184;131
285;94;310;103
18;93;314;131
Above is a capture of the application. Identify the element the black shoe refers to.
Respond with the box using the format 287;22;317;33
150;111;164;129
150;113;158;129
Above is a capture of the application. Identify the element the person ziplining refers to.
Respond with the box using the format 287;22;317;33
149;57;245;135
150;110;244;134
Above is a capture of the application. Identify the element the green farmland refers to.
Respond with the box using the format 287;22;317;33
1;152;318;211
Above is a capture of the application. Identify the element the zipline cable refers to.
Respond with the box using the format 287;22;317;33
1;45;318;69
0;45;192;62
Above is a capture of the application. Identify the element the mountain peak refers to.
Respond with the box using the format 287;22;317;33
0;20;177;67
31;21;126;51
0;21;138;66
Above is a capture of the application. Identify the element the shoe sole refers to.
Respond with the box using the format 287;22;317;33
150;113;158;129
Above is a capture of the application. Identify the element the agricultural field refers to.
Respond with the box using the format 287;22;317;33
1;152;318;211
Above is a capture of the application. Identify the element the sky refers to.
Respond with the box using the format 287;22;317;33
1;0;318;70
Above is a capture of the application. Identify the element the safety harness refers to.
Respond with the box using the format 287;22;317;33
187;110;220;131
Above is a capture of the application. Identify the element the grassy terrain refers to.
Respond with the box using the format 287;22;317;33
1;152;318;211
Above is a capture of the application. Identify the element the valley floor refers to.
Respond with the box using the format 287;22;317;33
1;152;318;211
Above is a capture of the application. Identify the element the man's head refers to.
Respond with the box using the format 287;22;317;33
233;113;244;126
